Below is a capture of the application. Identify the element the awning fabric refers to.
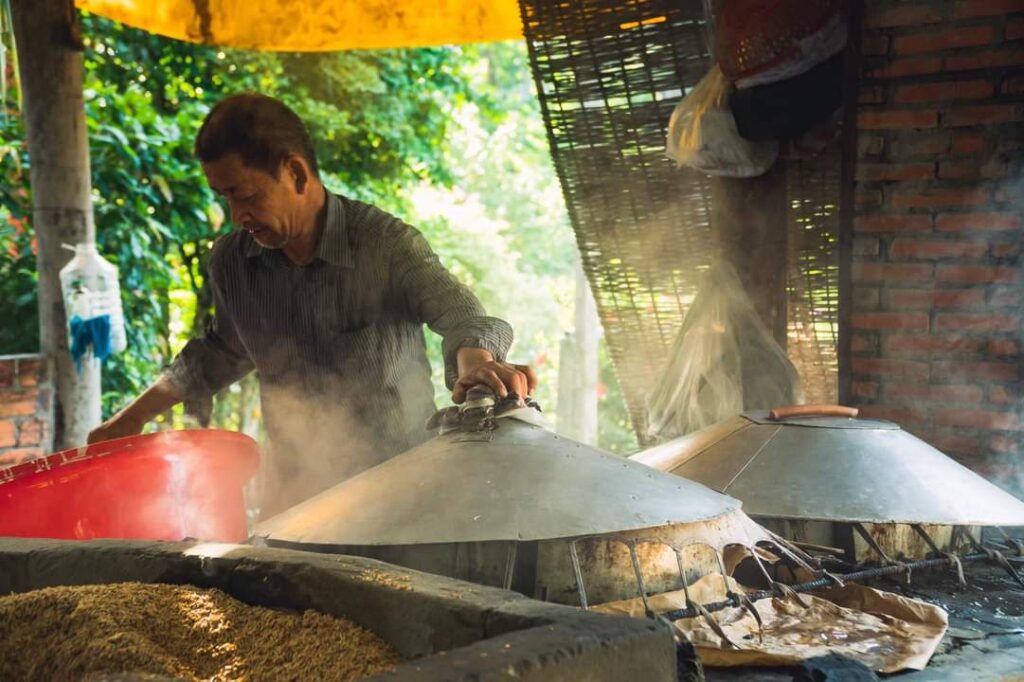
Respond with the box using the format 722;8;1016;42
76;0;524;51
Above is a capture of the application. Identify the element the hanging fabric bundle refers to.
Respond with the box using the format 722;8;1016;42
729;52;845;142
714;0;847;144
715;0;845;87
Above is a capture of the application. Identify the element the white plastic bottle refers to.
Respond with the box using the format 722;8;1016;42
59;243;128;354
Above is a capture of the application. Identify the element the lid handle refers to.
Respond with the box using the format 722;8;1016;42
464;384;497;408
768;404;859;421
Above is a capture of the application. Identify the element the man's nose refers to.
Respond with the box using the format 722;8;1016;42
229;201;250;226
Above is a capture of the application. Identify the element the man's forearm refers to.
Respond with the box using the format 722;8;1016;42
88;375;186;444
110;376;184;431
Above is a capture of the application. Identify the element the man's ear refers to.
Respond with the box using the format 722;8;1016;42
286;155;311;195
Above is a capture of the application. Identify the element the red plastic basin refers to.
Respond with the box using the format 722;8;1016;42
0;430;260;542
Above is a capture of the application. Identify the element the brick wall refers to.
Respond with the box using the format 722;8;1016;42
0;354;53;466
851;0;1024;491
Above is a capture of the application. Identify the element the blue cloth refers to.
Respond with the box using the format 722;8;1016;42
69;314;112;372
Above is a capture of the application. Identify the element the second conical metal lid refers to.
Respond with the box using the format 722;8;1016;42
632;407;1024;526
254;409;741;547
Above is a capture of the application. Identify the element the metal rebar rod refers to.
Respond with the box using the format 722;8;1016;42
503;541;518;591
628;542;653;616
661;551;996;621
568;540;589;611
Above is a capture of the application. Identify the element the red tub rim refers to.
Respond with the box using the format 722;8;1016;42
0;429;260;486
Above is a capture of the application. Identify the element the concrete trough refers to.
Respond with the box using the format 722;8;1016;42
0;538;677;681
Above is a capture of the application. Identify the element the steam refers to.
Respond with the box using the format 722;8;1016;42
234;345;440;521
1000;175;1024;499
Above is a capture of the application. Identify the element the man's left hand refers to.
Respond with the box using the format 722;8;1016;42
453;348;537;404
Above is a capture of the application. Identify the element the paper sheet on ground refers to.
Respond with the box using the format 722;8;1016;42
594;574;947;672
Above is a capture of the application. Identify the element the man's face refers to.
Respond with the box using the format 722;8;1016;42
202;153;304;249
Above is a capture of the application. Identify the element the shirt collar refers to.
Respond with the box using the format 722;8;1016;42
245;191;354;268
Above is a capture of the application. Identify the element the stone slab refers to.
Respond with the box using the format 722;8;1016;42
0;537;677;681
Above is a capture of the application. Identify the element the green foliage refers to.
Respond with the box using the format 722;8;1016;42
278;49;471;198
0;127;35;354
0;13;638;453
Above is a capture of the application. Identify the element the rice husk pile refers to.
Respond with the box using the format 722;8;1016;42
0;582;400;681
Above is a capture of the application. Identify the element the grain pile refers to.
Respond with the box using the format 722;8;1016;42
0;582;400;681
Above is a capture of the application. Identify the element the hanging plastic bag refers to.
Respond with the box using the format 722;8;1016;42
59;243;127;372
666;65;778;178
646;262;802;441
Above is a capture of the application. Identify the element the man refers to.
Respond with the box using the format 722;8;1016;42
88;93;536;516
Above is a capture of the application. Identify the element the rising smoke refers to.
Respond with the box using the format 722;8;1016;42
232;343;441;521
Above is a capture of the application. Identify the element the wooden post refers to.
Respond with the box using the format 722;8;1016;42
704;0;789;347
12;0;100;447
557;260;599;445
837;0;865;407
710;160;789;347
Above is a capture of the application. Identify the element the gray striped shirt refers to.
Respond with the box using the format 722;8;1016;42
166;191;513;514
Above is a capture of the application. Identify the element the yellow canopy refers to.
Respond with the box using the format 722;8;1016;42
76;0;524;51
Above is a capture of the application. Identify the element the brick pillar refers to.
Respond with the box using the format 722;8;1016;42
0;354;54;466
850;0;1024;492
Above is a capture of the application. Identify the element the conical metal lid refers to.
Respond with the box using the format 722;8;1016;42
632;408;1024;526
254;408;740;547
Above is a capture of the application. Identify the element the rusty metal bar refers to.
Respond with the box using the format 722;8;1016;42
503;541;518;591
852;522;899;566
673;548;693;608
912;525;966;586
627;542;653;616
911;525;942;555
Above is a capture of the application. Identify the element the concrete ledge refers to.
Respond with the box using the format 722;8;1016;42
0;538;677;681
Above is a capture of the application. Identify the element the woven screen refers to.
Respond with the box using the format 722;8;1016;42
519;0;839;441
787;145;841;406
518;0;715;438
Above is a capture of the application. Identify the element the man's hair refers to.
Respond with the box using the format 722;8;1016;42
195;93;320;178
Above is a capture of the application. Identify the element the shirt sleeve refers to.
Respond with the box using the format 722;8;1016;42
162;242;254;425
388;221;514;388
